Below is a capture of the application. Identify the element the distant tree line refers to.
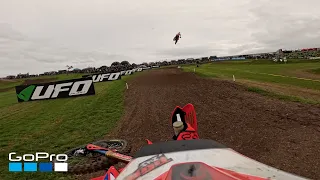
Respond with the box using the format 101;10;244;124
5;48;320;79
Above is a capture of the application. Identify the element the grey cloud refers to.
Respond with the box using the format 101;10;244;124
1;0;320;76
0;24;26;41
248;1;320;50
226;43;266;55
0;24;132;76
154;45;218;59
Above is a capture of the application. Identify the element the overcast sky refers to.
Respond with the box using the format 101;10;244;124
1;0;320;77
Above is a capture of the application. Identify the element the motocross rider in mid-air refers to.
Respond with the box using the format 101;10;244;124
173;32;181;44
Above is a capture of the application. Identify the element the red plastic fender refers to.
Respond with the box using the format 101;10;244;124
146;139;153;144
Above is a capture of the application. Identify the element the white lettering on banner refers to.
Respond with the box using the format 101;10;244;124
99;74;110;81
120;70;133;76
125;70;133;75
69;80;92;96
109;73;120;80
120;71;126;75
51;82;73;98
31;85;55;100
91;73;120;82
18;79;94;102
92;75;101;82
131;68;142;72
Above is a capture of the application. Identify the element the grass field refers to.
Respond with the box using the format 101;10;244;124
0;73;137;180
183;59;320;104
310;67;320;74
1;61;319;179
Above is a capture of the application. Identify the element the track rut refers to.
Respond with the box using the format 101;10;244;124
105;68;320;179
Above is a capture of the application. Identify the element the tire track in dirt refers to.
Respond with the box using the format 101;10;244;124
106;67;320;179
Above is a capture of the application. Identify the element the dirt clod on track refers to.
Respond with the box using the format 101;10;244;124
106;68;320;179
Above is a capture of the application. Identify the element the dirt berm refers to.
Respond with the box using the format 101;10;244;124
106;67;320;179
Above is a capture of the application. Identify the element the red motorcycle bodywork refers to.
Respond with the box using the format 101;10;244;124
146;139;153;145
89;103;302;180
171;103;198;133
91;166;120;180
91;104;199;180
180;103;198;132
154;162;268;180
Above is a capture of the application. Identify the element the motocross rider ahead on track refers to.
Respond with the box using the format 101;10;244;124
173;32;181;45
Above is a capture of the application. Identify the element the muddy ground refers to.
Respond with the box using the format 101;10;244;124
94;68;320;179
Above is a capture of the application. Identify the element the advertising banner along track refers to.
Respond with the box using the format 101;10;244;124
82;72;122;83
15;77;95;102
83;68;144;83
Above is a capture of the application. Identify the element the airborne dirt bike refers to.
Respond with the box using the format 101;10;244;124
64;103;308;180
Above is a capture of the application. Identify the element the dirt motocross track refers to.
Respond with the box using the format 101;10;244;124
106;68;320;179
